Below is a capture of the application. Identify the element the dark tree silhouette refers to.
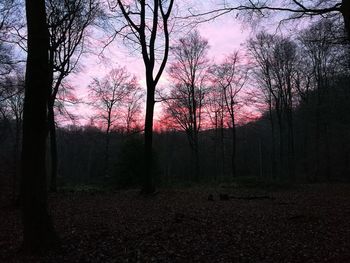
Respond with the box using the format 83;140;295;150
210;52;247;178
299;19;342;181
194;1;350;41
0;75;24;203
121;86;144;134
0;43;14;79
88;66;141;177
0;0;17;80
113;0;175;194
163;31;209;181
206;73;226;180
247;32;300;180
46;0;99;192
20;0;57;252
0;0;18;40
344;0;350;38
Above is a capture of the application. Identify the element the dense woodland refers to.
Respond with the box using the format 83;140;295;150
1;0;350;261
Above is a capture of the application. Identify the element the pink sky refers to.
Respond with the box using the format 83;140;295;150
66;5;250;127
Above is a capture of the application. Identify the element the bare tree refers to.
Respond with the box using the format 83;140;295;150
110;0;175;193
0;0;21;40
120;86;144;134
206;76;226;180
0;42;15;80
247;32;278;179
247;32;300;180
210;52;247;178
273;37;299;181
4;0;100;192
21;0;58;252
192;1;350;41
89;66;141;177
163;31;209;181
46;0;99;192
0;0;13;32
0;0;17;81
0;75;24;203
299;19;342;181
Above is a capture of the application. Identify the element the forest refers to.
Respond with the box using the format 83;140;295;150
1;0;350;262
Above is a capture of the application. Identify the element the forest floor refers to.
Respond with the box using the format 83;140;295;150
1;184;350;262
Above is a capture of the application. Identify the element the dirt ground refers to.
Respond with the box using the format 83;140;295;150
1;184;350;262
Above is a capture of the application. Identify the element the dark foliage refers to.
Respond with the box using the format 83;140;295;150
113;138;144;188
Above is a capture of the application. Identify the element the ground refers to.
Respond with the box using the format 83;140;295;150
1;184;350;262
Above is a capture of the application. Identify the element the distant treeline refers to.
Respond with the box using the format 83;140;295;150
1;73;349;195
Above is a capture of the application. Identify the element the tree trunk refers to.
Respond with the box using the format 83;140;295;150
12;116;21;204
301;104;310;179
324;123;331;181
231;117;236;178
48;100;58;192
342;0;350;40
104;117;111;178
258;137;263;177
47;67;63;193
220;113;225;178
287;108;296;182
193;134;200;181
21;0;58;252
214;113;218;181
315;105;321;181
269;107;277;180
142;80;155;194
314;73;323;181
276;107;284;179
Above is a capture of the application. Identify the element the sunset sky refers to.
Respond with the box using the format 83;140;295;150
61;0;311;127
60;0;254;126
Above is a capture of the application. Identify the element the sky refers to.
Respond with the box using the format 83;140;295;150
65;1;251;127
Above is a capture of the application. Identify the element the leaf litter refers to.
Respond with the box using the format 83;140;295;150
1;184;350;262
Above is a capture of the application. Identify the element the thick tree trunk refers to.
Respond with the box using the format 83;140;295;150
47;71;64;192
21;0;58;252
142;80;155;194
48;101;58;192
191;85;200;181
12;117;21;204
342;0;350;40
